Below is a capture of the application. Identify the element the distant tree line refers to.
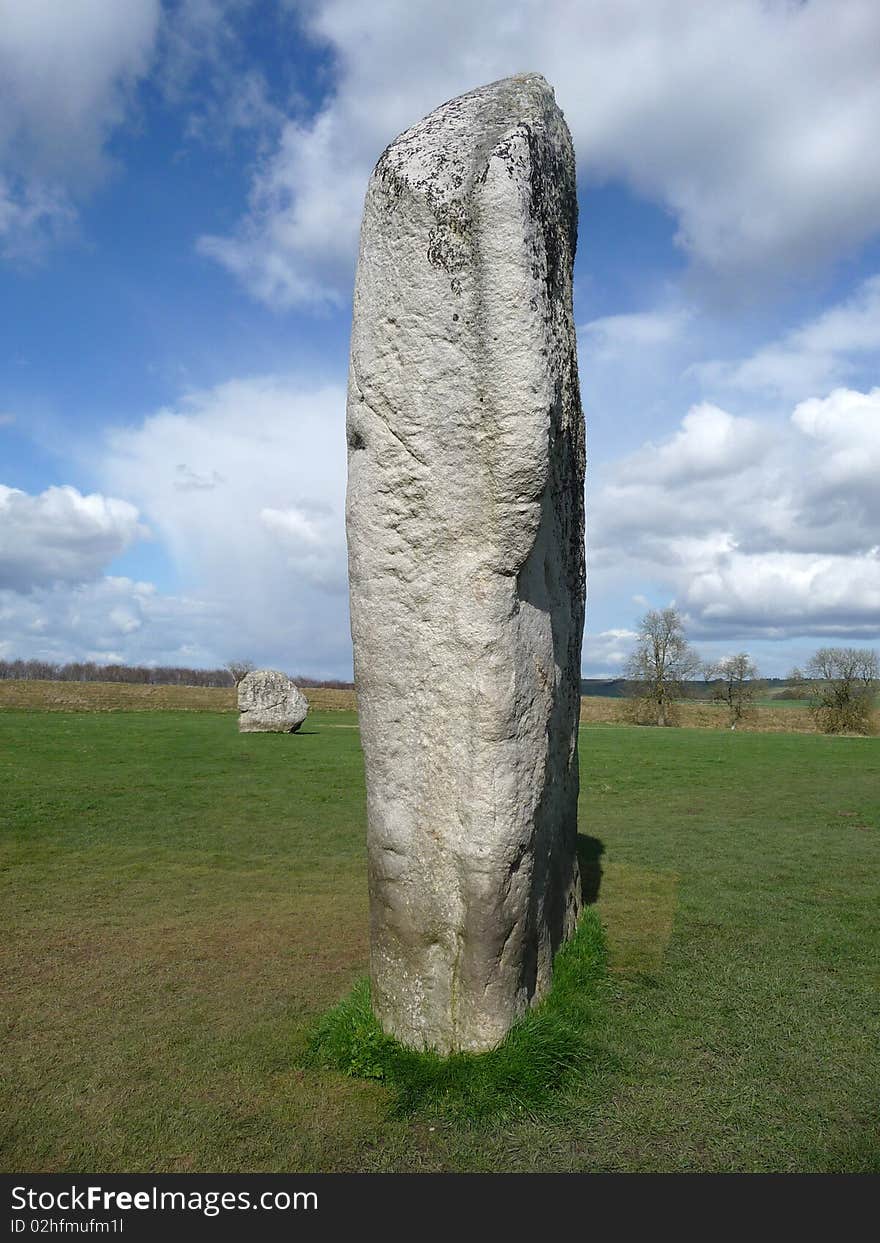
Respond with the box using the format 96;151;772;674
0;658;234;686
224;659;353;690
0;657;353;691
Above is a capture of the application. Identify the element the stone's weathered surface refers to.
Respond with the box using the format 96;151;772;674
237;670;309;733
346;74;585;1054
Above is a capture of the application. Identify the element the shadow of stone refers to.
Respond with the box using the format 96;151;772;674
576;834;605;906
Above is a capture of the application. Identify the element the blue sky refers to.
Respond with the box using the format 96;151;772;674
1;0;879;678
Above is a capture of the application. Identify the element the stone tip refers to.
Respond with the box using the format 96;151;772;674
490;71;553;88
424;71;556;116
373;73;568;201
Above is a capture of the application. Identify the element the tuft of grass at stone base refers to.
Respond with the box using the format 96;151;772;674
304;909;617;1122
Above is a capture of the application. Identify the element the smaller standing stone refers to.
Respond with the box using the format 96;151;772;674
237;670;309;733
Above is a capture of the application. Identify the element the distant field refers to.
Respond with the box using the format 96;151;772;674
0;680;357;714
2;709;878;1172
3;679;870;733
578;694;824;732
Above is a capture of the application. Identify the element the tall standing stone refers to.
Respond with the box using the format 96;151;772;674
346;74;585;1053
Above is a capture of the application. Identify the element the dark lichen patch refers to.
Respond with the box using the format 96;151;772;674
426;200;473;275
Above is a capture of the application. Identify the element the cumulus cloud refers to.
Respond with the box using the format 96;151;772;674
694;273;880;398
682;551;880;638
203;0;880;307
582;628;638;676
100;374;351;673
0;575;229;668
197;114;366;308
0;484;148;592
793;387;880;479
592;386;880;640
616;404;771;488
2;375;351;673
0;0;160;257
580;308;691;361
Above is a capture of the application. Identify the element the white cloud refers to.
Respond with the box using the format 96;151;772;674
197;113;366;308
618;403;770;488
682;550;880;638
579;309;690;360
0;575;229;668
582;627;638;676
100;373;351;673
0;0;160;257
108;604;143;635
2;375;350;674
591;386;880;641
0;484;148;592
793;387;880;512
694;273;880;398
203;0;880;307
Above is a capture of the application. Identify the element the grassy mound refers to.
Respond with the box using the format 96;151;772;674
305;908;616;1121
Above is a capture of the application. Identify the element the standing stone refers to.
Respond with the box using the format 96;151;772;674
346;74;585;1053
237;670;309;733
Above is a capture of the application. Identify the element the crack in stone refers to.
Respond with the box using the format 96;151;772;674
353;376;429;468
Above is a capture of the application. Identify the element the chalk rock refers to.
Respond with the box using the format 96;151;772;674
237;670;308;733
345;75;586;1053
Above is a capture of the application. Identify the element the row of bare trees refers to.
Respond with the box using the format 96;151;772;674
624;608;879;734
0;657;354;692
0;658;234;687
224;659;353;690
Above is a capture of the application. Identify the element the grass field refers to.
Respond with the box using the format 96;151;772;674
577;694;821;732
2;708;878;1172
0;679;357;714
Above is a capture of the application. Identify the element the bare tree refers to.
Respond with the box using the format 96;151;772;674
805;647;879;735
226;658;256;687
624;607;702;726
706;652;761;729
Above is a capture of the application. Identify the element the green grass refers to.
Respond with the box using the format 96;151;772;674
2;710;878;1172
305;909;615;1121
